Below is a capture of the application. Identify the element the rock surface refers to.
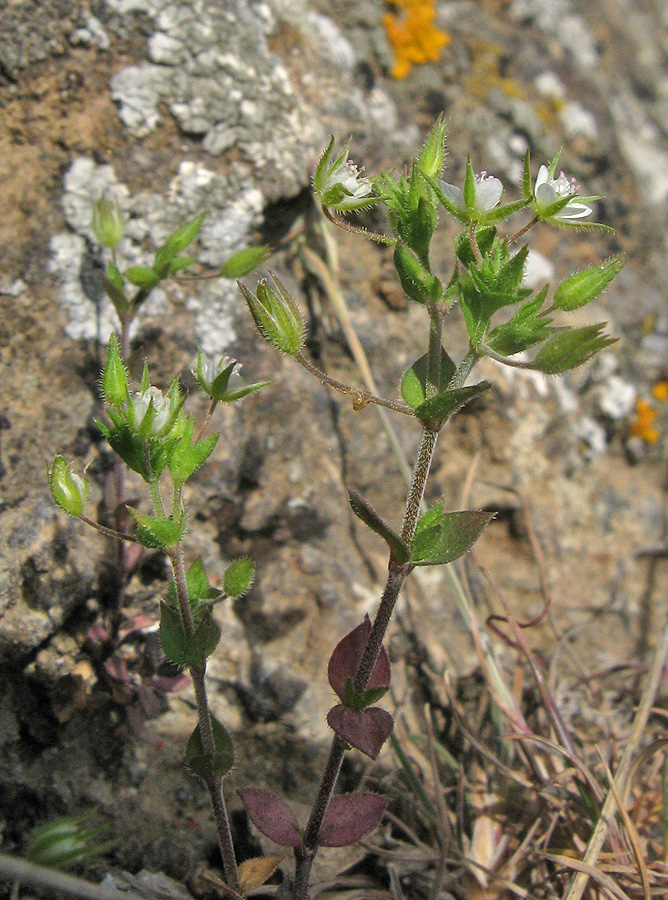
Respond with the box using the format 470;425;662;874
1;0;668;887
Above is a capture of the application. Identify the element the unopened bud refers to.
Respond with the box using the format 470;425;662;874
92;196;123;249
47;456;89;517
239;274;305;356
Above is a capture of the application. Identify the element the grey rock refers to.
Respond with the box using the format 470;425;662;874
593;376;637;421
69;16;111;49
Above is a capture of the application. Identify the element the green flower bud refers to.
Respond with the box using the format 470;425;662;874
393;242;442;306
239;274;305;356
552;256;624;311
416;115;447;179
47;456;89;517
91;197;123;249
100;333;129;406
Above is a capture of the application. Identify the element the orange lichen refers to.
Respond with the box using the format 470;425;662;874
651;381;668;402
629;398;659;444
383;0;450;80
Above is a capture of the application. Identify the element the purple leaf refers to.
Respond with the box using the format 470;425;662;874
328;616;390;701
327;705;394;759
239;789;304;850
318;793;388;847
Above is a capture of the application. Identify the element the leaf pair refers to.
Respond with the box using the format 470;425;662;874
240;789;387;850
400;349;491;426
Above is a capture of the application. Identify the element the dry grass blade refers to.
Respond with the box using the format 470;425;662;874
563;619;668;900
599;756;651;900
545;853;634;900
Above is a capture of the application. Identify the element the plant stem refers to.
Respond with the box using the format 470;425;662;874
293;423;440;900
295;351;414;416
169;545;241;895
79;515;139;543
426;305;443;399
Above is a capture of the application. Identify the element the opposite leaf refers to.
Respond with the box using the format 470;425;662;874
328;616;391;703
400;348;456;409
414;381;492;425
318;793;388;848
185;715;234;779
239;789;305;850
327;705;394;759
348;489;410;564
411;509;494;566
223;557;255;598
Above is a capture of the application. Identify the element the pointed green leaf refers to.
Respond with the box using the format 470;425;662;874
393;242;442;306
163;211;205;257
185;715;234;779
168;255;198;273
129;509;186;551
522;150;532;199
184;612;221;668
124;266;161;289
100;333;129;406
414;381;491;424
186;557;219;605
168;415;219;485
159;601;188;665
463;157;476;213
223;557;255;598
220;245;272;278
411;510;493;566
400;348;456;409
348;489;410;564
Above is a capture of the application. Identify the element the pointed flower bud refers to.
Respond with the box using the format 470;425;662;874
91;196;124;249
100;333;129;406
416;115;447;179
239;274;305;356
47;455;89;517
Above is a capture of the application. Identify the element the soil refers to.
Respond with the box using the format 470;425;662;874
2;0;668;897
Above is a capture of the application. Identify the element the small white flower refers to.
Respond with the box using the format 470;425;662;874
131;386;173;436
534;164;592;221
195;352;244;399
440;171;503;217
314;137;374;212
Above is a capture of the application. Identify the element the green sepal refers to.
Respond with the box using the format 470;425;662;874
220;245;272;278
26;811;115;871
411;505;493;566
552;256;624;311
414;381;492;425
185;715;234;779
487;286;551;357
531;323;617;374
479;196;528;225
393;242;442;306
129;508;186;551
468;244;531;310
348;489;410;564
168;415;219;485
223;557;255;598
400;348;456;409
458;275;490;349
100;333;129;406
124;266;161;289
96;419;148;480
463;157;477;214
522;149;532;200
159;601;188;665
153;212;205;275
184;611;221;668
342;677;388;711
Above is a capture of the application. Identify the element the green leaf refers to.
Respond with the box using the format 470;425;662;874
455;226;496;268
348;489;410;564
220;245;272;278
223;557;255;598
185;715;234;779
158;212;205;262
184;612;221;668
552;256;624;311
168;255;198;273
522;149;532;199
186;557;219;606
124;266;161;289
463;157;476;213
342;677;389;711
487;287;550;357
411;509;493;566
97;419;150;480
416;115;447;179
129;509;186;550
532;323;617;374
400;348;456;410
159;601;188;665
414;382;491;424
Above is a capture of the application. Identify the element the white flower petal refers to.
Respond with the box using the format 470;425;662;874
535;182;559;211
475;176;503;211
439;181;464;211
554;202;592;220
535;165;549;189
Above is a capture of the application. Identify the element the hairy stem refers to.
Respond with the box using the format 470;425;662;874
169;546;241;894
293;423;440;900
295;351;414;416
426;305;443;399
